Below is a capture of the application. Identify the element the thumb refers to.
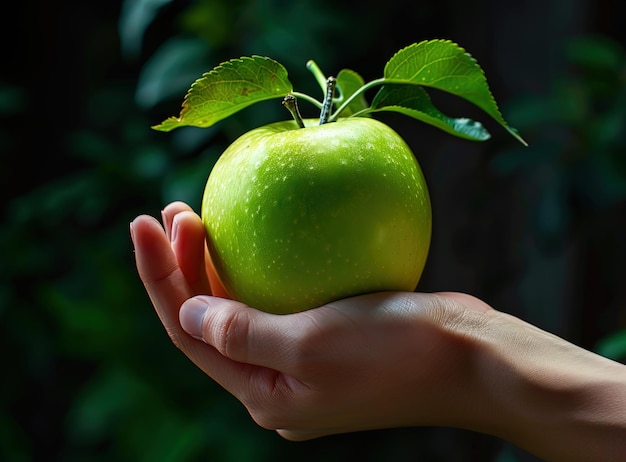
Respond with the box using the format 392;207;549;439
179;296;297;371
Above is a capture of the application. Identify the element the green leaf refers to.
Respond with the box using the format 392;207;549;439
152;56;293;132
334;69;369;117
368;84;491;141
383;40;527;145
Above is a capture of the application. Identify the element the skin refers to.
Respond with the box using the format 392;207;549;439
131;201;626;462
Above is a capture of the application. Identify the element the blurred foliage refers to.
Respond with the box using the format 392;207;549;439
596;329;626;362
493;35;626;236
489;34;626;341
1;0;624;461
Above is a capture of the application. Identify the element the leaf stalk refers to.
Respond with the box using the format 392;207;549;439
306;60;328;95
290;91;323;109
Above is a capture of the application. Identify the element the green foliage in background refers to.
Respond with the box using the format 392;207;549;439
490;34;626;341
493;35;626;220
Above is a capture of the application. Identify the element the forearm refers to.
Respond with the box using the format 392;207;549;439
471;310;626;461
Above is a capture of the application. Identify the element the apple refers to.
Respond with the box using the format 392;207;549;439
155;45;525;313
201;117;431;314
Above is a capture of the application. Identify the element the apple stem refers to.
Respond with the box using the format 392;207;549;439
282;94;305;128
329;77;386;122
319;76;336;125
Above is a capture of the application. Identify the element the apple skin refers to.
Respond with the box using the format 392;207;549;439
201;117;431;314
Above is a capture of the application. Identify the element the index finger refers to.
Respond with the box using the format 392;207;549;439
131;214;226;375
131;215;195;344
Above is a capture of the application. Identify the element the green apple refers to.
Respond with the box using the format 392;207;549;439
156;46;525;314
201;117;431;314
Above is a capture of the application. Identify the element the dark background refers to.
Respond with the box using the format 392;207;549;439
2;0;625;461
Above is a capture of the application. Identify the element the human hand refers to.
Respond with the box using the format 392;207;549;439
131;202;626;461
130;202;494;440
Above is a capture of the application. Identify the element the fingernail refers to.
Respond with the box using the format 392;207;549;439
170;215;179;245
180;297;208;340
129;221;135;244
161;209;171;240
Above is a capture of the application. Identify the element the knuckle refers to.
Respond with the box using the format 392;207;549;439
213;308;250;362
142;261;179;288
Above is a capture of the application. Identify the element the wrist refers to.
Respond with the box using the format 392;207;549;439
469;310;626;461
